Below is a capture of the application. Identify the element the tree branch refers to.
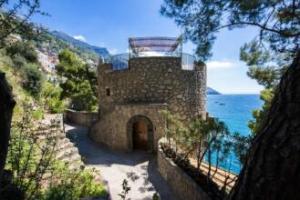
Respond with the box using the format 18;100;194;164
215;21;300;38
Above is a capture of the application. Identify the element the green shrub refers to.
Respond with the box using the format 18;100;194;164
32;107;44;120
6;105;107;200
11;53;27;69
5;106;56;199
43;163;106;200
0;53;13;66
21;63;43;96
70;80;97;111
56;49;98;111
41;82;65;113
6;41;38;63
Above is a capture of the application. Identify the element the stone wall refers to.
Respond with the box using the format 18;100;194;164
157;139;211;200
91;56;207;151
64;109;98;127
90;103;167;151
37;114;84;171
98;57;206;121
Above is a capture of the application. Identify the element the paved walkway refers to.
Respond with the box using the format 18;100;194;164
65;124;177;200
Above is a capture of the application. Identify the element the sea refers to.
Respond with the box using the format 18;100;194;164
206;94;263;174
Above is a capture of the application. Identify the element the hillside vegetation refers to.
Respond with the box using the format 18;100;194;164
0;37;105;200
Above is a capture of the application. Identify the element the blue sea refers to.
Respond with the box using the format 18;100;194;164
207;94;263;174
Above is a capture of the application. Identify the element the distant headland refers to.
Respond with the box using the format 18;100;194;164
207;87;221;95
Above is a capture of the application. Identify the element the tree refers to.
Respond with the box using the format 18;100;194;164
240;40;289;134
230;51;300;200
161;0;299;136
0;73;15;188
41;81;65;113
56;49;97;111
6;41;38;63
0;0;43;48
161;0;300;199
21;63;43;97
0;0;41;187
161;0;299;61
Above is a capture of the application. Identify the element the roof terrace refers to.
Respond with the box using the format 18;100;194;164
105;36;196;70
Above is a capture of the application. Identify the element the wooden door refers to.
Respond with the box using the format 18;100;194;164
133;120;148;150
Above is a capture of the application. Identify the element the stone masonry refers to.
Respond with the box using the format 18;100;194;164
90;56;207;152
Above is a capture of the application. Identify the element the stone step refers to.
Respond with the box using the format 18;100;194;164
56;147;79;160
55;139;74;151
57;150;82;163
35;129;63;134
55;145;76;157
36;131;66;141
36;125;60;131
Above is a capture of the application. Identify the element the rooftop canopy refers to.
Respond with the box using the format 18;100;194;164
129;36;182;56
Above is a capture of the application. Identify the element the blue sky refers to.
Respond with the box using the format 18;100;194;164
32;0;263;94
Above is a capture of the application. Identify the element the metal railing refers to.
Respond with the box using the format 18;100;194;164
106;52;196;71
181;53;195;70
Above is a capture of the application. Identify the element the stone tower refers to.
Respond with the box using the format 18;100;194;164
90;37;206;152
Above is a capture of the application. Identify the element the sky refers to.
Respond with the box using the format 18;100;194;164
32;0;263;94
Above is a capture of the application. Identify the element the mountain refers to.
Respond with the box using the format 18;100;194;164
50;31;110;60
207;87;221;95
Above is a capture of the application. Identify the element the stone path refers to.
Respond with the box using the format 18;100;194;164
65;124;177;200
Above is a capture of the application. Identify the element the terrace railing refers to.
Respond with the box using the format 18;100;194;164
106;53;196;71
181;53;195;70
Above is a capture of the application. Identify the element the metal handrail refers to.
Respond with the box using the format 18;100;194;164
106;52;196;71
181;53;195;70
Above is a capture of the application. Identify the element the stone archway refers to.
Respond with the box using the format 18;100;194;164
127;115;154;152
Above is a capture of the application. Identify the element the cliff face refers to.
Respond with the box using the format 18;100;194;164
207;87;221;95
50;31;110;59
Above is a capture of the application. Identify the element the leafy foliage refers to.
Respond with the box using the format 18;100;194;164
240;42;289;134
41;82;65;113
5;105;59;199
21;63;44;97
2;41;45;97
161;0;300;135
0;0;44;48
56;49;97;111
6;41;38;63
231;133;252;165
161;110;240;197
43;165;106;200
11;53;27;69
161;0;300;61
3;104;106;200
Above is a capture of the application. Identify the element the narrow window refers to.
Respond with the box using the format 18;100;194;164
106;88;111;96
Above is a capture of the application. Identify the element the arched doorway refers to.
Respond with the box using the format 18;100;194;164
127;115;154;152
132;120;148;150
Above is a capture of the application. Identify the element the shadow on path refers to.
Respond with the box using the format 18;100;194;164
65;123;177;200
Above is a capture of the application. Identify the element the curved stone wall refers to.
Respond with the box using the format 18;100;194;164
90;56;207;151
64;109;98;127
157;138;211;200
98;57;206;121
90;103;167;151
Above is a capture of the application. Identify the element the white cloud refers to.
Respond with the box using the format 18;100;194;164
73;35;86;42
206;60;237;69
